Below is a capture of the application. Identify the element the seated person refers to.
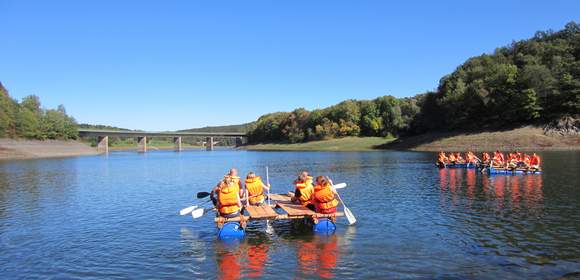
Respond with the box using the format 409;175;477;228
244;172;270;206
311;176;339;215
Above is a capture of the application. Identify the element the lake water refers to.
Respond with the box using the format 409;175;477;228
0;150;579;279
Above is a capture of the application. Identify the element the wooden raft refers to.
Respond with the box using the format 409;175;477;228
214;193;343;223
276;201;315;216
244;204;278;219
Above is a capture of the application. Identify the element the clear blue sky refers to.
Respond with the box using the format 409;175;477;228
1;0;578;131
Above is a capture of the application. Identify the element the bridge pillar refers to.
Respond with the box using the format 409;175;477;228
206;136;214;151
138;136;147;153
173;136;182;152
235;137;243;147
97;136;109;153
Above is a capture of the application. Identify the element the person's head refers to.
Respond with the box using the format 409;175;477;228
221;176;232;188
301;170;309;177
228;168;238;177
316;176;329;186
246;172;256;179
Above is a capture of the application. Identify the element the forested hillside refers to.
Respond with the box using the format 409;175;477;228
0;83;78;140
179;123;253;133
248;22;579;143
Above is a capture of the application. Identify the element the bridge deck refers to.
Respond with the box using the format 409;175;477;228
78;129;246;138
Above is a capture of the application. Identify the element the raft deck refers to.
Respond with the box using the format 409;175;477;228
215;193;344;223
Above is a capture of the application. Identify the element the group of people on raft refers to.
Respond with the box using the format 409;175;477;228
210;169;339;220
437;151;542;170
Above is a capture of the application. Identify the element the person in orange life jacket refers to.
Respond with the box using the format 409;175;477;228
448;153;457;164
291;171;315;211
210;168;244;206
244;172;271;206
311;176;339;215
437;151;448;165
523;154;532;168
215;176;243;218
226;168;243;196
492;150;504;167
455;152;465;164
482;152;490;164
508;152;518;169
530;153;541;169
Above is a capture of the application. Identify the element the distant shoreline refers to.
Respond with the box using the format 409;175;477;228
0;139;100;161
243;127;580;152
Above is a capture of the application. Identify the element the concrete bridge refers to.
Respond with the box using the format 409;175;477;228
78;129;247;153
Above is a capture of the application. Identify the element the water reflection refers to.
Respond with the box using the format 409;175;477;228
210;231;340;279
438;168;543;209
296;234;339;279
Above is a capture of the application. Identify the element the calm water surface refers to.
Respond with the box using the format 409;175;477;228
0;150;579;279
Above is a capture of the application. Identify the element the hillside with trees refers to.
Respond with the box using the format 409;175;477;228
248;22;579;144
179;123;254;133
0;83;78;140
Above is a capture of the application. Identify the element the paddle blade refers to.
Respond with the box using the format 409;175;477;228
197;192;211;199
191;208;206;219
179;205;197;216
333;183;347;189
344;206;357;225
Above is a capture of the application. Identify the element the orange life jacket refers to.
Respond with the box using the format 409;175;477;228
448;154;456;161
482;153;490;161
531;155;541;166
438;152;447;162
245;176;265;205
224;175;241;194
313;183;338;211
524;155;531;165
294;176;314;206
218;183;240;215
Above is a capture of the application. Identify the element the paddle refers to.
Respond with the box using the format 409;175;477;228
266;166;271;206
329;180;356;225
265;166;274;234
180;205;198;216
179;199;212;216
332;183;347;190
191;207;215;219
197;191;211;199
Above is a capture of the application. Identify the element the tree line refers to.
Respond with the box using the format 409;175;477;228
248;22;580;143
0;83;78;140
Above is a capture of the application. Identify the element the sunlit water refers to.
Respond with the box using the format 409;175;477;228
0;150;579;279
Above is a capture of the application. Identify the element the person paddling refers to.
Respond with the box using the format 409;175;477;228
455;152;466;164
291;171;315;211
311;176;339;215
482;152;490;165
448;153;457;165
244;172;271;206
216;176;243;219
225;168;243;197
530;153;541;170
437;151;448;167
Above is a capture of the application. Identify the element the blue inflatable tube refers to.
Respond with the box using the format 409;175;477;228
437;163;478;169
217;222;245;239
313;218;336;234
487;166;542;175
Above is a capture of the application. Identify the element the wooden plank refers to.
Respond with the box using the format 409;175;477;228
276;201;315;216
215;212;344;222
269;193;292;202
245;204;278;219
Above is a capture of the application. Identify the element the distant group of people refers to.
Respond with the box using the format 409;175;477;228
438;151;482;165
210;169;339;220
438;150;542;170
